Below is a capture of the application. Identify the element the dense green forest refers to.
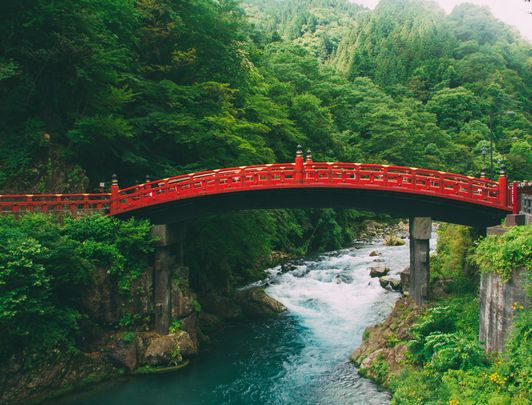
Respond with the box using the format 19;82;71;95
0;1;531;402
0;0;530;291
0;0;532;288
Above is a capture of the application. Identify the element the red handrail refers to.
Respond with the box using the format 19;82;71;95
0;193;111;213
111;162;510;215
0;160;515;216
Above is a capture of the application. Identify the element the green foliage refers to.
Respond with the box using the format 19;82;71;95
472;225;532;282
192;300;202;314
120;331;137;344
365;353;389;384
408;298;486;372
393;221;531;403
390;367;450;404
432;224;479;293
386;333;400;348
0;214;154;361
169;320;183;334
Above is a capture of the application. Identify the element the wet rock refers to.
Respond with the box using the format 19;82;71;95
281;262;298;273
351;298;421;385
369;265;390;278
237;288;287;317
379;276;402;291
336;273;353;284
369;251;380;257
107;341;138;371
142;331;196;366
198;312;224;334
384;234;405;246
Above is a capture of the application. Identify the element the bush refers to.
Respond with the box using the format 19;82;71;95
169;320;182;333
425;332;486;371
0;214;154;362
390;367;450;404
431;224;479;293
472;225;532;282
408;298;484;370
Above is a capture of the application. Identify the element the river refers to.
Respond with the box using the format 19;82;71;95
56;232;428;405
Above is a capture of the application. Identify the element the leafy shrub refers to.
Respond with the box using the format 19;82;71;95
0;214;154;362
408;299;485;370
121;331;137;344
169;320;183;333
390;367;450;404
425;332;486;371
472;225;532;281
192;299;202;313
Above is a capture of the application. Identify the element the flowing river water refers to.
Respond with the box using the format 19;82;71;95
57;231;435;405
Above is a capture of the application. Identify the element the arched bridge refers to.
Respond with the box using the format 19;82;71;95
0;147;522;227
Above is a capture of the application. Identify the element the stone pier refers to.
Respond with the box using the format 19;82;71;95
409;217;431;306
152;222;187;334
479;218;530;352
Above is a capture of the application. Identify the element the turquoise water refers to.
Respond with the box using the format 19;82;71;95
56;237;420;405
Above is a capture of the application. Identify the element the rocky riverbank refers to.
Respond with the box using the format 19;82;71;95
0;266;286;405
350;298;420;385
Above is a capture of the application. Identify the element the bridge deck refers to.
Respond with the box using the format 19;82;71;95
0;158;518;227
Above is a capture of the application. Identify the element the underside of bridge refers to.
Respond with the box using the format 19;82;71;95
115;187;507;228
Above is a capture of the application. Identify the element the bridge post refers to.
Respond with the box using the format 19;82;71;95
409;217;432;306
498;164;507;206
152;222;187;334
295;145;304;183
305;149;313;163
110;174;119;214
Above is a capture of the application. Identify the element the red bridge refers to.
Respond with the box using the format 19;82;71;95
0;147;525;227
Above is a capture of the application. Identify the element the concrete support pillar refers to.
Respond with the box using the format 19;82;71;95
409;217;431;306
152;222;186;334
479;221;529;352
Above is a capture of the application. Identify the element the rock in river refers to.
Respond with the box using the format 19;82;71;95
369;265;390;278
379;276;402;291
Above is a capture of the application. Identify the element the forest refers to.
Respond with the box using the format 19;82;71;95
0;0;531;402
1;0;530;292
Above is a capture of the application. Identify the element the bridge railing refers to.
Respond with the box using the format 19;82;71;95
114;163;298;213
0;148;516;216
302;162;501;205
110;161;508;215
0;193;111;214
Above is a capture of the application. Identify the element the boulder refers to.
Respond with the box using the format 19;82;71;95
369;265;390;278
379;276;402;291
281;262;298;273
107;341;138;371
199;294;244;320
142;331;196;366
369;251;380;257
198;312;224;333
384;234;405;246
237;288;287;317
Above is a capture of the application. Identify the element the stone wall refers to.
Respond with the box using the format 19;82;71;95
479;221;530;353
479;267;528;352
